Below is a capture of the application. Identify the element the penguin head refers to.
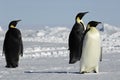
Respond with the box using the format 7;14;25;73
75;12;88;23
87;21;101;29
88;21;101;27
9;20;21;29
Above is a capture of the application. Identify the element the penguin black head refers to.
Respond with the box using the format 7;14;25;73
75;12;88;23
87;21;101;27
9;20;21;29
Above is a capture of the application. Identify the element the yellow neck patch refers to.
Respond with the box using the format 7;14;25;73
77;17;86;30
10;25;16;28
87;24;90;30
76;17;82;23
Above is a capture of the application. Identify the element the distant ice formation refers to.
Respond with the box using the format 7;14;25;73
103;23;120;34
0;24;120;57
0;26;3;32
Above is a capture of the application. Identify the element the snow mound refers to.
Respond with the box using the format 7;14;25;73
36;30;46;37
22;26;70;43
0;26;4;41
0;26;3;32
102;32;120;53
24;46;69;58
0;24;120;57
103;23;120;34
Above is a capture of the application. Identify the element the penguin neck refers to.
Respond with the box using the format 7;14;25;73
9;25;16;29
86;25;90;30
76;19;86;30
89;27;98;33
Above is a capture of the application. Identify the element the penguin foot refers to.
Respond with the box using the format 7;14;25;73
93;70;98;73
5;65;12;68
80;71;87;74
11;64;18;68
5;64;18;68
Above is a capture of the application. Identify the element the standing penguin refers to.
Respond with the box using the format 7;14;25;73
3;20;23;68
68;12;88;64
80;21;101;73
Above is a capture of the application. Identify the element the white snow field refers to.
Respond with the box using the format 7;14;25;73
0;24;120;80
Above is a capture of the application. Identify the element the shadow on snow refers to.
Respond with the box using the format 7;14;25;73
24;71;80;74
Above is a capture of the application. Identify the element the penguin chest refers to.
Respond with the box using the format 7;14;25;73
80;31;101;71
83;32;101;55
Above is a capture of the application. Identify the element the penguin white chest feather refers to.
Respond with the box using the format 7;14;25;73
80;27;101;73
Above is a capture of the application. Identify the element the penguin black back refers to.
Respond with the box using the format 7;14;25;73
3;20;23;68
69;12;88;64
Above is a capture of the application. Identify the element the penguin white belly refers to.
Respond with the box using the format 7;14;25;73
80;30;101;73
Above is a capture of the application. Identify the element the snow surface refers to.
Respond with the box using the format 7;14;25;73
0;24;120;80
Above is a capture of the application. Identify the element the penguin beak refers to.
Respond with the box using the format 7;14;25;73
98;22;102;24
83;12;89;17
78;12;89;19
16;20;21;22
84;12;89;14
98;22;104;32
97;22;102;27
15;20;21;23
101;22;104;32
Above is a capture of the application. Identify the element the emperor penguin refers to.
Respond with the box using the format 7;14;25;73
3;20;23;68
80;21;101;73
68;12;88;64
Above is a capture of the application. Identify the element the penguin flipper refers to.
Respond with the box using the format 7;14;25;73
20;39;23;57
69;52;80;64
2;37;6;56
69;58;78;64
100;47;102;62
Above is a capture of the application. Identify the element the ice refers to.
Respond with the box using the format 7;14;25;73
0;26;3;32
0;24;120;80
0;24;120;56
103;23;120;34
0;53;120;80
22;26;69;43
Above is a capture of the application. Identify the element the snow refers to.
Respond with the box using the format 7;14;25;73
21;26;69;43
0;24;120;80
0;26;4;32
103;23;120;34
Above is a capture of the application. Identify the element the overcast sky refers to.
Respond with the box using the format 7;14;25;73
0;0;120;29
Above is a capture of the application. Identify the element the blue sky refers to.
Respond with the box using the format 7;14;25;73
0;0;120;29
